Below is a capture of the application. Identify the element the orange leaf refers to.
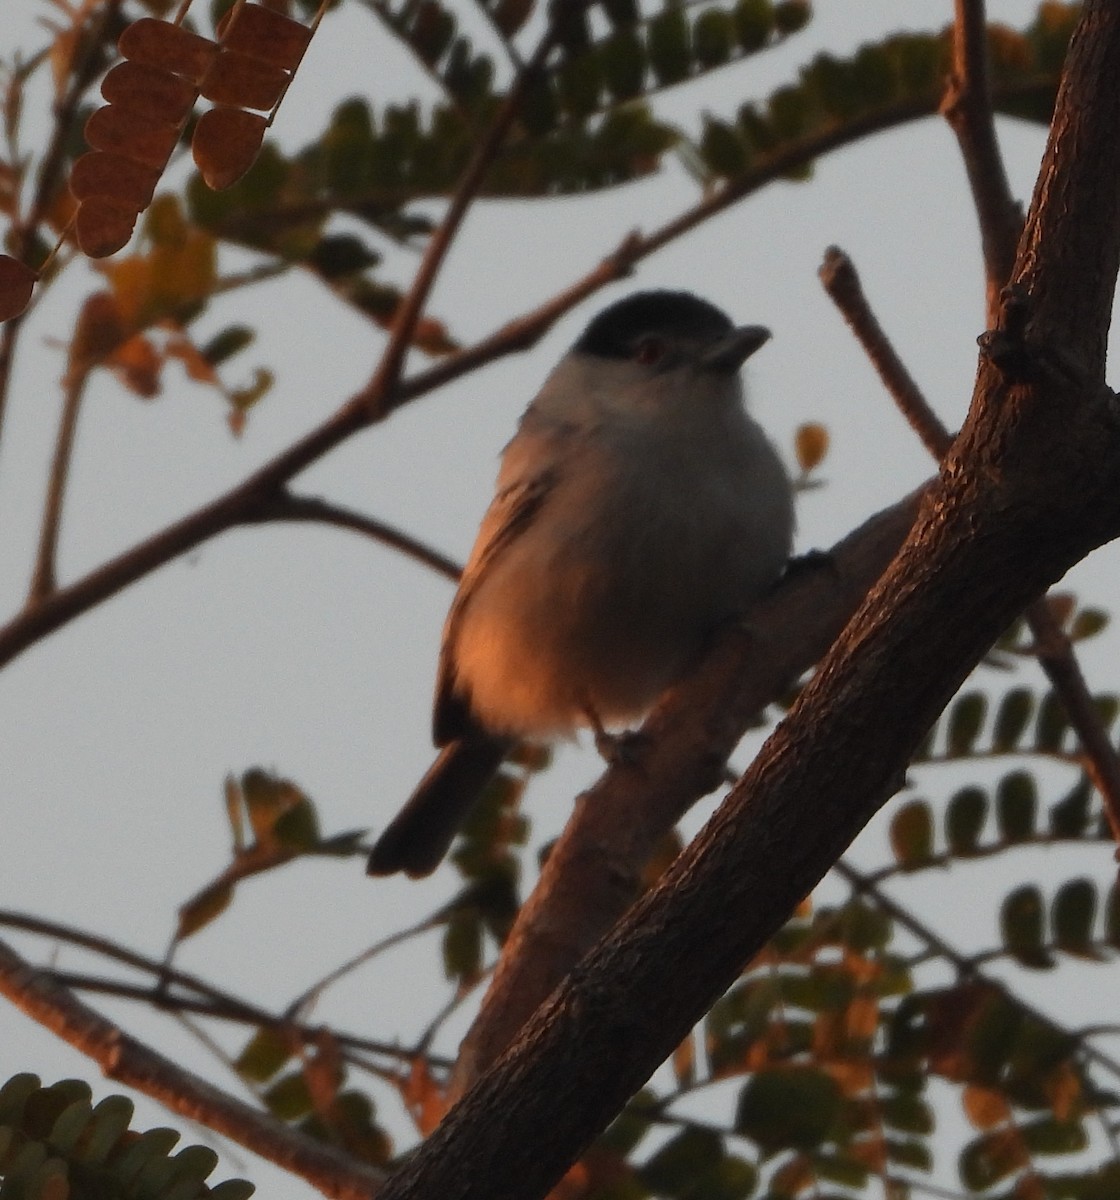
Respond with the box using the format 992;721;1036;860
795;421;829;472
118;18;219;83
219;4;313;69
192;107;267;189
109;333;164;397
70;152;161;209
0;256;37;321
101;60;199;123
200;50;290;111
166;334;219;383
962;1084;1011;1130
76;196;140;258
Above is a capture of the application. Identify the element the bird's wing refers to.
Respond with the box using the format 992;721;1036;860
432;464;559;745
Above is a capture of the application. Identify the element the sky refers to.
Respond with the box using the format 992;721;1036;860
2;1;1118;1197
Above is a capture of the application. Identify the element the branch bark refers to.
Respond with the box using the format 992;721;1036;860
374;2;1120;1195
453;490;923;1092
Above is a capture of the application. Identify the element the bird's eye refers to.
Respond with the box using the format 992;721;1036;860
634;338;664;365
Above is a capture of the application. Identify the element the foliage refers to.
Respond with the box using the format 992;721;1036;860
0;1075;253;1200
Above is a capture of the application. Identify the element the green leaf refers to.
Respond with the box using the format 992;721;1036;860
1000;885;1052;969
647;2;691;85
885;1136;932;1170
945;786;987;855
995;771;1037;842
959;1129;1028;1190
273;797;321;850
235;1028;294;1084
1106;882;1120;949
262;1072;313;1121
598;30;646;101
640;1126;723;1195
1049;774;1091;837
0;1075;41;1124
209;1181;257;1200
1035;690;1069;753
773;0;811;34
946;692;986;756
889;799;934;867
735;1067;841;1152
599;1090;656;1156
768;84;810;140
733;0;774;52
879;1092;933;1135
1070;607;1109;641
1051;878;1098;957
812;1150;869;1188
693;9;735;68
84;1095;135;1164
442;909;483;982
1020;1115;1087;1155
992;687;1034;751
702;1154;757;1200
201;325;254;367
700;115;750;177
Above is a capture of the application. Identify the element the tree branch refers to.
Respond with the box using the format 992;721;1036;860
246;492;460;581
454;490;924;1092
941;0;1023;317
820;245;1120;847
374;3;1120;1194
28;366;89;601
0;937;386;1200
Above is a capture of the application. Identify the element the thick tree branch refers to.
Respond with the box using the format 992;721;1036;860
820;245;1120;846
0;937;386;1200
375;3;1120;1195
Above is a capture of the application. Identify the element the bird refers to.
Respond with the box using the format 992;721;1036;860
367;289;795;878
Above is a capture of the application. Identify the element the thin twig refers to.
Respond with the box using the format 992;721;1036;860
0;70;1060;670
29;365;90;601
251;492;460;581
941;0;1023;317
819;246;1120;847
0;937;386;1200
366;19;564;413
285;912;446;1020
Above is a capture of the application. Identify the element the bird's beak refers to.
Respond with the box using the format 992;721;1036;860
700;324;771;372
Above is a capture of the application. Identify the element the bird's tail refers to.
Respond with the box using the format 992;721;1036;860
367;735;510;878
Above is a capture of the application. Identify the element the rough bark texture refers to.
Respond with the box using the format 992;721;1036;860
376;3;1120;1197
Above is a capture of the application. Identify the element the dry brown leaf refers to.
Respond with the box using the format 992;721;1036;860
118;17;219;83
70;151;161;209
84;104;180;170
101;59;199;123
0;256;38;321
191;106;267;189
200;50;289;110
75;196;141;258
70;291;127;368
219;3;313;69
